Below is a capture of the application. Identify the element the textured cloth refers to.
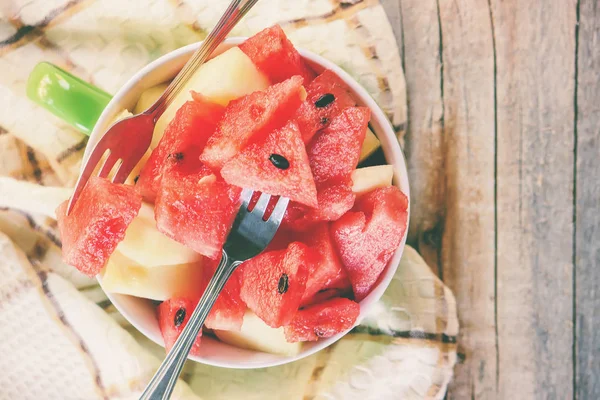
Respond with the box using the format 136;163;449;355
0;1;457;399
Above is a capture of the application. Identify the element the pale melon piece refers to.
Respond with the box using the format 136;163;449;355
351;165;394;195
151;47;270;149
215;310;302;356
359;128;381;162
117;202;202;267
134;82;169;115
101;251;204;301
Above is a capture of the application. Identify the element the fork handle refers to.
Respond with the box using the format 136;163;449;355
145;0;259;120
139;251;241;400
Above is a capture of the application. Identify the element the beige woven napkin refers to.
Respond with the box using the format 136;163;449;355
0;1;457;399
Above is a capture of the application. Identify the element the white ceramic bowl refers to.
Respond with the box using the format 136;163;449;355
86;38;411;369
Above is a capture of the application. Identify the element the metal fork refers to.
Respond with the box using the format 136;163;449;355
66;0;259;215
140;190;289;400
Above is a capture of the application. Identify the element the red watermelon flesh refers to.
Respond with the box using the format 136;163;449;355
331;186;409;301
157;298;202;356
155;167;241;260
240;242;311;328
239;25;315;85
307;106;371;185
283;183;356;232
200;259;246;331
284;298;360;342
56;177;142;277
294;70;357;143
136;94;224;203
297;223;351;306
201;76;305;170
221;120;318;207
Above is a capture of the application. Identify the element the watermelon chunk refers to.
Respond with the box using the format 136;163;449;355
201;76;305;170
294;70;357;143
307;106;371;185
157;298;202;355
297;224;350;306
239;25;315;84
56;177;142;276
284;184;356;232
284;298;360;342
240;242;311;328
136;94;224;202
200;259;246;331
155;167;241;260
331;186;409;300
221;120;318;207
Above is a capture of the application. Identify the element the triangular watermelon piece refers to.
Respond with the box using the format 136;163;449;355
155;166;241;260
136;93;224;203
294;70;357;143
284;298;360;342
239;25;316;84
220;120;318;207
331;186;409;301
307;106;371;185
200;76;305;170
239;242;311;328
56;177;142;276
157;298;202;355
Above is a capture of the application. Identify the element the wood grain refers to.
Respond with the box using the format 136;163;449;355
575;0;600;398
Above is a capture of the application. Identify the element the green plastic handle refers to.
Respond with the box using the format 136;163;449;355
27;62;112;135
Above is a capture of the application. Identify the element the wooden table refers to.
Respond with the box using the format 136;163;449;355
381;1;598;399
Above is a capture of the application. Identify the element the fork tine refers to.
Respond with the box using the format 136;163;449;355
98;151;120;178
240;188;254;208
268;196;290;223
253;192;271;217
112;157;135;184
66;146;110;215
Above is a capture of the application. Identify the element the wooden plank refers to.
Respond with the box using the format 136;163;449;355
492;0;576;398
575;0;600;398
434;1;497;399
393;0;445;276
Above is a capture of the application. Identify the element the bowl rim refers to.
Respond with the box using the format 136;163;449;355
87;37;411;369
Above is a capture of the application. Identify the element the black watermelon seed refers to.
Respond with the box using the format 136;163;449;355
320;117;329;125
133;175;140;184
315;93;335;108
314;327;326;337
174;308;186;327
269;154;290;170
278;273;289;294
168;152;184;162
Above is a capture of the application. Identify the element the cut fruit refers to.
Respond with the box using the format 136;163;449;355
239;25;315;84
56;177;142;277
101;251;204;301
152;47;270;149
201;76;305;170
240;242;311;328
359;128;380;163
307;107;371;185
351;165;394;195
331;186;409;300
134;82;169;114
200;259;246;331
157;298;202;355
136;95;225;202
155;167;241;260
284;184;356;232
294;70;357;143
215;310;301;356
116;202;202;268
221;120;318;207
284;298;360;342
297;224;350;306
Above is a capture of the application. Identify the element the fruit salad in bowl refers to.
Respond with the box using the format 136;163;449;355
55;25;410;368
